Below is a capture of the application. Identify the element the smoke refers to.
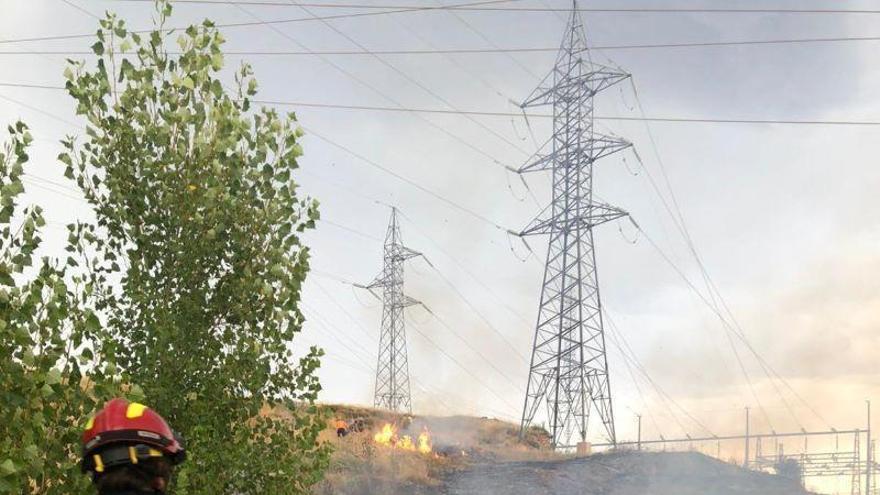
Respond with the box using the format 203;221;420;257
626;231;880;440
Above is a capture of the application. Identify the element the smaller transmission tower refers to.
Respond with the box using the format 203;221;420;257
360;208;422;413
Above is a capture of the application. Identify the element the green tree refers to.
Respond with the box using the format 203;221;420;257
60;3;329;493
0;123;122;494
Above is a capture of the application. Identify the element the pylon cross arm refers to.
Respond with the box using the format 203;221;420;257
364;275;390;290
396;246;423;261
521;71;630;108
517;134;632;174
519;204;629;237
394;295;422;309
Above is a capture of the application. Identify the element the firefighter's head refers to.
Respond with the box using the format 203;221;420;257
81;398;186;493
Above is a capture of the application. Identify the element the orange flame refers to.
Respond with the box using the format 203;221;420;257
417;428;432;454
373;423;395;446
372;423;433;454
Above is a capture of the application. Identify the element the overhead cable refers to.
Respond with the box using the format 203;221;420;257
0;0;523;45
108;1;880;15
5;82;877;127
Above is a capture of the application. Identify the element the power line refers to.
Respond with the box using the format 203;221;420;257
604;314;683;437
302;124;512;231
316;256;526;396
17;169;519;417
618;82;777;430
0;70;519;234
633;224;830;429
300;168;393;209
418;256;529;364
311;277;378;344
312;265;523;415
414;380;517;421
7;82;880;127
107;1;880;15
61;0;101;20
4;35;880;51
397;211;535;329
322;218;384;242
257;99;880;126
15;152;523;417
0;0;522;45
321;353;374;374
299;179;545;397
384;0;521;113
0;91;83;129
302;302;376;370
338;208;532;387
22;177;84;202
311;268;360;286
405;311;518;411
419;305;524;394
606;324;666;440
271;0;530;157
627;76;815;429
435;0;542;80
0;80;862;434
301;173;547;370
0;86;517;242
296;271;515;418
604;311;716;438
231;2;522;172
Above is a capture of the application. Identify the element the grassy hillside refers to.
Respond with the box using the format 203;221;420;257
310;405;812;495
312;404;553;494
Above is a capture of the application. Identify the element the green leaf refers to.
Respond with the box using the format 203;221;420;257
23;445;39;460
85;312;100;333
45;368;62;385
0;459;16;476
40;383;53;397
211;53;224;70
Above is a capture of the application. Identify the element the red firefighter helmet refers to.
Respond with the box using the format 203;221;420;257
81;398;186;475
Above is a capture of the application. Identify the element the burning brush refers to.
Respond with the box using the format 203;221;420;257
373;423;432;455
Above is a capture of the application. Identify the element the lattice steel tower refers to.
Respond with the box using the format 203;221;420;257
362;208;422;413
517;3;631;447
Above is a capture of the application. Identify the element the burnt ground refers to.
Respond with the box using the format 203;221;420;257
313;407;816;495
440;451;814;495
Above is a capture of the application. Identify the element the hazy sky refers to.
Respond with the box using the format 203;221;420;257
2;1;879;486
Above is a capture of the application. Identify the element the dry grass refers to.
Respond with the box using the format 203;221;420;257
310;404;553;495
313;425;451;494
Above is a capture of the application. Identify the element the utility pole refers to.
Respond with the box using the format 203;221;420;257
854;430;863;495
865;400;874;495
871;439;877;495
359;207;422;413
515;0;632;449
744;407;751;469
637;414;642;451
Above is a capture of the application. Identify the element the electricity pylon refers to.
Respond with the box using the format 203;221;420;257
359;207;422;413
516;2;632;447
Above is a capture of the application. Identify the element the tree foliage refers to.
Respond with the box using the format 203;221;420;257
0;123;124;494
56;2;329;493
